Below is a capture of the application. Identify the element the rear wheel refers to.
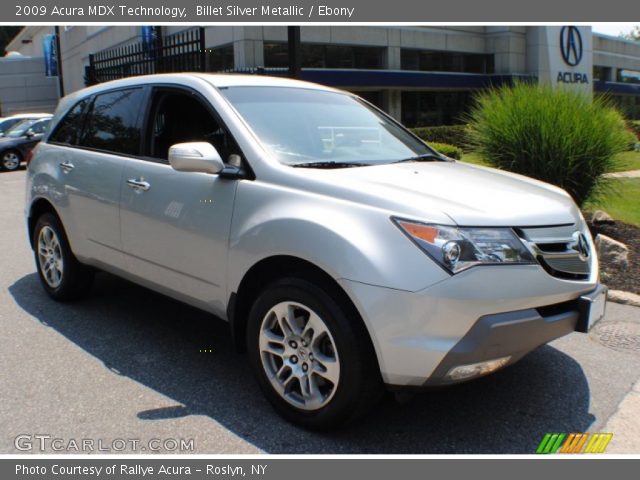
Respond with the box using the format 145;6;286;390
33;213;94;300
1;150;22;171
247;277;382;429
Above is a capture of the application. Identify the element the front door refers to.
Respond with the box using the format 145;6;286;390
119;87;242;316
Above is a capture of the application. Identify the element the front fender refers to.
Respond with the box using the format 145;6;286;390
227;181;449;295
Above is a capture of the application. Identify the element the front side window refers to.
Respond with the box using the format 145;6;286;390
49;99;89;145
80;88;145;156
29;119;51;134
220;86;432;166
145;89;241;164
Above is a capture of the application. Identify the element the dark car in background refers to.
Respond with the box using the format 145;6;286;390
0;118;51;171
0;113;52;137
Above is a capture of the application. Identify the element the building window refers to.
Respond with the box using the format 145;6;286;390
401;91;473;127
263;42;385;69
616;69;640;84
605;94;640;120
593;66;612;82
400;49;494;74
206;44;234;71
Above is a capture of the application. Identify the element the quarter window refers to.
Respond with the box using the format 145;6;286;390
80;88;145;156
49;99;89;145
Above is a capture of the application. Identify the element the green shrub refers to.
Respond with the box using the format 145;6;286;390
466;82;630;205
627;120;640;139
428;142;463;160
623;129;639;151
411;125;469;150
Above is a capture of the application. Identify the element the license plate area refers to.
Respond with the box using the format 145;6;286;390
576;285;607;333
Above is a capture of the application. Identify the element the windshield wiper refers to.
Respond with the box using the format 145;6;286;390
393;153;446;164
291;161;372;169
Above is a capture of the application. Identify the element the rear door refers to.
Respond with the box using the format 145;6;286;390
47;87;146;268
119;86;242;316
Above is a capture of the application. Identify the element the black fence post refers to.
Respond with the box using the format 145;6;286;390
287;26;301;79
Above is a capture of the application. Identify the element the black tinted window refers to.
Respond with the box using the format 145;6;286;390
81;88;144;155
49;100;88;145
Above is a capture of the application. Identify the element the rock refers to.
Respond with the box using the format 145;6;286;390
591;210;615;225
608;290;640;308
596;234;629;270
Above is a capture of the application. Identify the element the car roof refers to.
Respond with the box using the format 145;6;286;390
61;73;339;105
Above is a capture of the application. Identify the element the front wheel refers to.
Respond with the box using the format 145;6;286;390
1;150;22;171
247;277;382;429
33;213;94;300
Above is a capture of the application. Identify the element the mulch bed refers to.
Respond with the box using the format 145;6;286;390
588;220;640;295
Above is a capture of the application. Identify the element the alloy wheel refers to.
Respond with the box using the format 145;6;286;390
259;301;340;410
37;226;64;288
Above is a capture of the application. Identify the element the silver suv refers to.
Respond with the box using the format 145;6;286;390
26;74;606;429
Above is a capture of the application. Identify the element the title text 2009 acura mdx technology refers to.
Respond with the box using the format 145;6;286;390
26;74;606;429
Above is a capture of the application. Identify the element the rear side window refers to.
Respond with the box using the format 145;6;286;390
80;88;145;156
49;99;89;145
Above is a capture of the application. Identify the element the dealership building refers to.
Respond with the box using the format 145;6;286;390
5;25;640;125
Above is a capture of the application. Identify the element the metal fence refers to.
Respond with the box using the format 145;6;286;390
86;28;205;85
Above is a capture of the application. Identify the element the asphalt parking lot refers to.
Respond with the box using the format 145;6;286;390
1;168;640;454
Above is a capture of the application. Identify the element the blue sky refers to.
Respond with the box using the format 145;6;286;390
591;23;638;37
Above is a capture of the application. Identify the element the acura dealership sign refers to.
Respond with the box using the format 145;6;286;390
557;26;589;84
527;26;592;93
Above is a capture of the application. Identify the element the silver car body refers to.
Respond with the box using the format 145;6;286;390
26;74;601;387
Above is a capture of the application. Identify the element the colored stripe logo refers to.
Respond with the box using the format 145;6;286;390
537;433;612;454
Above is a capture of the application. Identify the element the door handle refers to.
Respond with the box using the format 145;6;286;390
127;178;151;192
59;161;74;172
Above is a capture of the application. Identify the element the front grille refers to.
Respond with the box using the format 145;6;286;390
516;224;591;280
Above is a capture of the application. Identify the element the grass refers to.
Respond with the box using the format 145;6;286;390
585;178;640;227
609;150;640;172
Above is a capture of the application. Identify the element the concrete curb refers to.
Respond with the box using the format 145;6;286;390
602;379;640;453
608;290;640;308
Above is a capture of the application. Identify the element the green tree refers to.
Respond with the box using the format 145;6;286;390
621;26;640;41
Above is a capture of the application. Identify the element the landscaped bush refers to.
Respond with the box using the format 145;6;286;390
411;125;469;150
623;129;639;151
627;120;640;139
466;82;630;206
428;142;463;160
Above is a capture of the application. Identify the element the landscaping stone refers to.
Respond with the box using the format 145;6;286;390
595;234;629;270
591;210;615;225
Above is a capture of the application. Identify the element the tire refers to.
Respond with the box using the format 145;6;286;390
0;149;22;172
247;277;382;430
33;213;94;301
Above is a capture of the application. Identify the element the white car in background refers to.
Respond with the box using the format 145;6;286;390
25;74;606;429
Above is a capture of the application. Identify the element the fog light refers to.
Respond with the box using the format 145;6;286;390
446;356;511;381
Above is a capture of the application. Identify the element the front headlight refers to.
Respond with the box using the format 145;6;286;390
393;218;536;274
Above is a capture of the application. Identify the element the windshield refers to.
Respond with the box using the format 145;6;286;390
0;118;23;134
220;86;434;166
4;119;37;138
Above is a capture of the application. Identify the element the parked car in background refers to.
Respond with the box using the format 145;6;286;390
25;74;605;429
0;113;51;137
0;118;51;171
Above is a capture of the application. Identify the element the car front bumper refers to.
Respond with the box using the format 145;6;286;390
339;264;603;387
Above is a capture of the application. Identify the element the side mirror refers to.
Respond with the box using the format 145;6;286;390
25;129;35;138
168;142;225;175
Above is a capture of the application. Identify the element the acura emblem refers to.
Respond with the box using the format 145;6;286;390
560;26;583;67
572;231;590;261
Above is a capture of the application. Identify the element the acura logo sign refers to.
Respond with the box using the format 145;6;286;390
560;26;583;67
572;231;590;261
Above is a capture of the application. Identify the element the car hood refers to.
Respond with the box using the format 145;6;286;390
293;160;581;227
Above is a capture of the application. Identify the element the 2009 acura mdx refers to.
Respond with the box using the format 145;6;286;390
25;74;606;429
